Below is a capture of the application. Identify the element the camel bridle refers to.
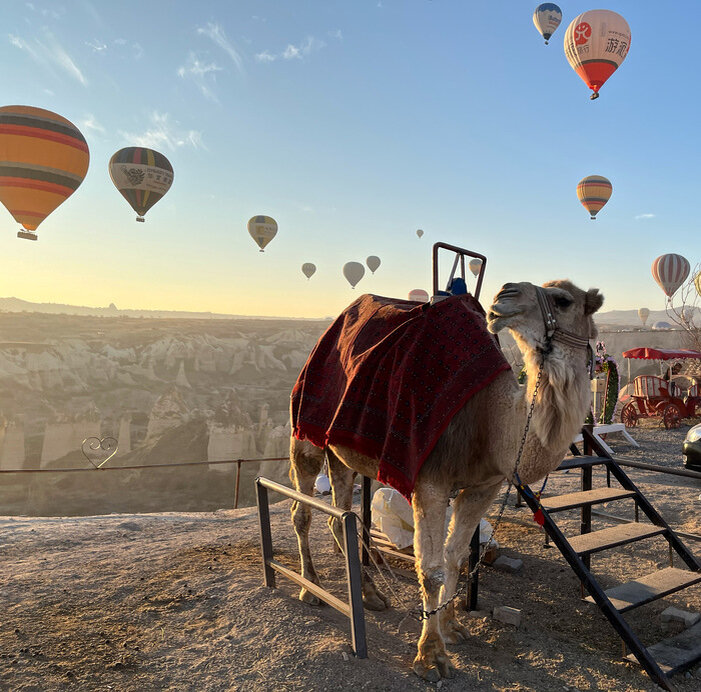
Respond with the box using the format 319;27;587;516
534;286;595;377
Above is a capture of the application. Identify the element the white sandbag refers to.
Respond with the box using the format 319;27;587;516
371;488;415;549
314;473;331;495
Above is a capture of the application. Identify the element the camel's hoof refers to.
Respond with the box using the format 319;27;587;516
362;589;389;611
412;654;456;681
299;588;320;606
442;618;470;644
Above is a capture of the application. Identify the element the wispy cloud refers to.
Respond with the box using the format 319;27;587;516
113;38;144;59
119;112;204;151
328;29;343;41
86;39;107;52
197;22;244;74
256;35;326;63
634;213;656;220
177;52;222;102
79;114;105;134
9;30;88;86
255;50;275;63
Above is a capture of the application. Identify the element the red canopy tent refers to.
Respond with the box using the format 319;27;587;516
622;348;701;361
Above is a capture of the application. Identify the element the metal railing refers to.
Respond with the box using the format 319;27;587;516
0;456;290;510
255;476;367;658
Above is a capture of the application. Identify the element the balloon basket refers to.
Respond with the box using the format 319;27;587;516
17;230;38;241
590;92;600;100
136;216;145;223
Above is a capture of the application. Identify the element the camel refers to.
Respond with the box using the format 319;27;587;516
289;279;603;681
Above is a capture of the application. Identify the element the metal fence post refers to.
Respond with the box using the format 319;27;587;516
342;511;367;658
255;478;276;588
361;476;372;566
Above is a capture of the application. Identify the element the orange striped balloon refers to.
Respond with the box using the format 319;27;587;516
576;175;612;219
0;105;89;239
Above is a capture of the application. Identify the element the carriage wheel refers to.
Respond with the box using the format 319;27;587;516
621;403;638;428
663;403;682;429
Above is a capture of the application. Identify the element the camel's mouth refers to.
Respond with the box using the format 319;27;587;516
486;303;521;333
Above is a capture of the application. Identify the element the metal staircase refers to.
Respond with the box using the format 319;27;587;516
518;427;701;691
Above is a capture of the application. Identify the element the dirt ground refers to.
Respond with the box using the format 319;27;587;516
0;425;700;691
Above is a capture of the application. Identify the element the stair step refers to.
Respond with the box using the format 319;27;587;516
542;488;637;512
568;522;665;555
557;456;610;471
585;567;701;613
626;620;701;675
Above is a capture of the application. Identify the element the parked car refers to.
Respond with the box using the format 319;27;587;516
682;423;701;471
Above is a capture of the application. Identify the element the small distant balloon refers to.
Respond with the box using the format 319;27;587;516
652;254;690;298
468;258;483;277
564;10;631;100
416;229;424;238
408;289;429;303
301;263;316;280
109;147;173;222
533;3;562;45
247;215;277;252
366;255;381;274
577;175;612;219
638;308;649;326
343;261;365;289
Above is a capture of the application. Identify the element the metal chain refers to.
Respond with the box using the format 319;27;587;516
417;360;546;621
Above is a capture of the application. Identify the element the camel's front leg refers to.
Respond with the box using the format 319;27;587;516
439;480;503;644
326;451;390;611
411;481;454;682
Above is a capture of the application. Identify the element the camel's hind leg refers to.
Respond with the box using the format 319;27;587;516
289;437;324;605
439;481;503;644
411;479;454;682
326;450;390;611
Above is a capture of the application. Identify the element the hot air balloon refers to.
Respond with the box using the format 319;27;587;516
301;262;316;280
638;307;649;326
468;258;483;277
564;10;631;100
408;288;429;303
366;255;381;274
694;271;701;298
416;229;424;238
533;3;562;45
0;105;89;241
652;254;690;298
577;175;612;219
109;147;173;222
343;261;365;289
247;215;277;252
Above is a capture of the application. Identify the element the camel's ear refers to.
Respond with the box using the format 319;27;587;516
584;289;604;315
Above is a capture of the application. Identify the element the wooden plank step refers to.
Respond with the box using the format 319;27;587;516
586;567;701;613
542;488;637;512
569;522;665;555
557;456;610;471
626;620;701;675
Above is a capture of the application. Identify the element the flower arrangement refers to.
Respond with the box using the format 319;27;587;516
585;341;620;425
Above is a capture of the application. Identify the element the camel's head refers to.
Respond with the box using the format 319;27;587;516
487;280;604;354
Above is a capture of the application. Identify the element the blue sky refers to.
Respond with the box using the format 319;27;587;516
0;0;698;318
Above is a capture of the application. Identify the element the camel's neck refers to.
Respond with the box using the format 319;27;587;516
514;339;591;484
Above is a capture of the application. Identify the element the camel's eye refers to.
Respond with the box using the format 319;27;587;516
554;295;573;309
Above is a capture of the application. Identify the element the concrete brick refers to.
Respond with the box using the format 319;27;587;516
660;606;700;628
492;556;523;573
493;605;521;627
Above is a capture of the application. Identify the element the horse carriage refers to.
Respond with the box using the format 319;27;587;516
620;348;701;429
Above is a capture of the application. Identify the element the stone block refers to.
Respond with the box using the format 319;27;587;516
660;606;700;629
492;556;523;573
493;605;521;627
